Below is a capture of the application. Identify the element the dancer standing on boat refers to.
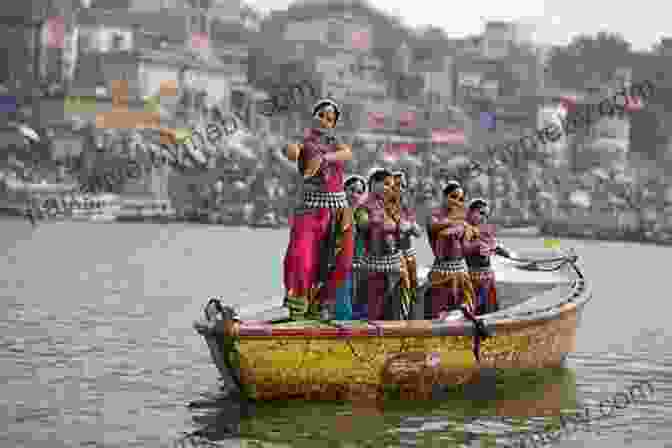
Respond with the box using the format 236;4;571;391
426;181;477;319
344;174;368;208
282;99;354;321
354;168;404;321
344;174;368;318
393;171;422;313
463;198;500;315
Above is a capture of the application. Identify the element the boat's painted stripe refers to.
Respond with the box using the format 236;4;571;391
239;325;273;336
242;328;373;337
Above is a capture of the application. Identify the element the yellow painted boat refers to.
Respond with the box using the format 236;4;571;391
193;248;591;401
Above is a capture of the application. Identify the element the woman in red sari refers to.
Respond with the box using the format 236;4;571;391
283;99;354;320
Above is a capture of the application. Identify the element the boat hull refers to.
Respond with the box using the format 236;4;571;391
194;253;591;401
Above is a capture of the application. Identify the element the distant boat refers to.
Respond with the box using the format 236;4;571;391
4;179;78;194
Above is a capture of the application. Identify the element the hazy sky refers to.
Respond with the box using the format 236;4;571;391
248;0;668;51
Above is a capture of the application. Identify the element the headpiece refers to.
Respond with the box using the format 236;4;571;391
312;98;341;123
367;166;384;179
442;180;463;197
367;168;393;191
468;197;490;216
344;174;367;191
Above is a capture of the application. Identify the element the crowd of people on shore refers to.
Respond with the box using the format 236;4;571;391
3;112;672;244
3;141;672;244
188;155;672;240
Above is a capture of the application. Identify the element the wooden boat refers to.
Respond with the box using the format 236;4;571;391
193;248;591;401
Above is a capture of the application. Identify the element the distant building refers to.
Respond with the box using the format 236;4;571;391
283;9;385;104
34;3;257;199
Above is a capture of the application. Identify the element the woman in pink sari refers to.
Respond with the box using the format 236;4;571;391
283;99;354;320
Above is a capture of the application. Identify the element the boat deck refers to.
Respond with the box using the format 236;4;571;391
238;255;578;328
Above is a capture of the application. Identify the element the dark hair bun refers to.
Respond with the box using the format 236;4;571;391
442;181;462;196
312;99;341;123
344;175;367;191
468;198;488;210
368;168;393;190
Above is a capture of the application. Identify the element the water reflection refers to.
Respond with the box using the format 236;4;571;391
181;367;578;447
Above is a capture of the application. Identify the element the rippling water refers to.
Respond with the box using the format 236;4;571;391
1;218;670;447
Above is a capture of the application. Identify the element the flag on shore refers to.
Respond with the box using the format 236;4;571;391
432;128;465;144
399;111;416;129
351;30;370;50
368;112;385;129
44;16;65;49
191;32;209;51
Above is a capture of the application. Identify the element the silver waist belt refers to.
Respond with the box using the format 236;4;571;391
360;252;403;273
431;258;467;274
300;190;348;210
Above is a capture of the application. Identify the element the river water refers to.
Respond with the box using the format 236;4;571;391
1;218;670;447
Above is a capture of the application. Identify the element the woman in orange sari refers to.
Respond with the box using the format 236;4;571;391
283;99;354;320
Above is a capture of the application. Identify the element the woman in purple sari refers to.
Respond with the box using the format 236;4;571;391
463;198;500;315
283;99;354;320
354;168;404;321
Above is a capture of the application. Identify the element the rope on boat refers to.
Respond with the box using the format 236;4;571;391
501;249;579;272
458;306;491;363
